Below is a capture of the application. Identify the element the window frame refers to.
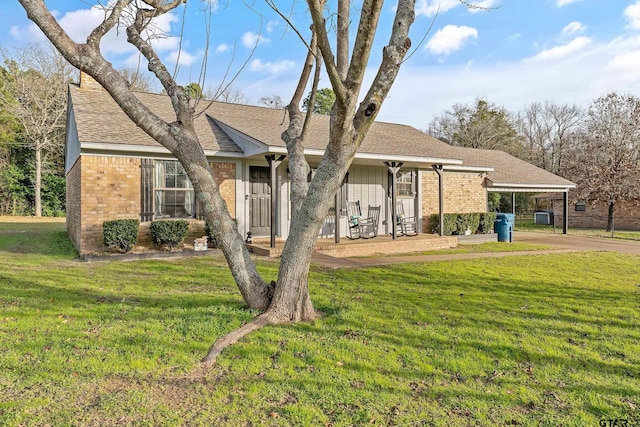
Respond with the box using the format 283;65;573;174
396;170;416;198
153;160;197;220
575;200;587;212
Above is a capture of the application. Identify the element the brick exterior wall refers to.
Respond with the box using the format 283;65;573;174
422;171;487;229
211;161;236;217
78;156;142;254
552;200;640;230
66;155;237;255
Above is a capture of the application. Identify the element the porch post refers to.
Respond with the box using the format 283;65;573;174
385;161;403;239
266;154;286;248
511;192;516;215
563;191;569;234
334;192;340;243
432;165;444;236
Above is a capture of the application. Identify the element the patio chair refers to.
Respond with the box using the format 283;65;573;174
396;202;419;236
347;201;363;239
359;205;381;238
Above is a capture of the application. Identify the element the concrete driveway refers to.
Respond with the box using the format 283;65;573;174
515;231;640;255
311;231;640;269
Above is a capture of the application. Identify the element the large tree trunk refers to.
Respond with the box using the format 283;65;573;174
267;111;358;323
34;146;42;217
169;125;274;310
606;201;615;233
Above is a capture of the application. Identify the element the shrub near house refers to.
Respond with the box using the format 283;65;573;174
428;212;497;235
150;220;189;251
103;219;139;252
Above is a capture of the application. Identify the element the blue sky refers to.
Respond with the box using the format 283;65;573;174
2;0;640;129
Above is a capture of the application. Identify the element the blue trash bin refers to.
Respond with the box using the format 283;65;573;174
495;213;515;242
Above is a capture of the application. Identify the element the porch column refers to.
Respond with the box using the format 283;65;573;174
432;165;444;236
563;191;569;234
266;154;286;248
385;161;403;239
511;192;516;215
334;192;340;243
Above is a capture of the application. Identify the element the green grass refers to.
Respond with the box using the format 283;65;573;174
405;241;557;256
1;219;639;426
516;217;640;241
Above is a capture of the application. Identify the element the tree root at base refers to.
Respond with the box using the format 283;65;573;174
200;308;318;368
200;313;273;366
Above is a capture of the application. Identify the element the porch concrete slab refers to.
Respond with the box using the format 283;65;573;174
248;234;458;258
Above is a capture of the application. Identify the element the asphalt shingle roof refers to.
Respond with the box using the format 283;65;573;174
69;84;574;188
205;101;458;160
446;146;576;187
69;85;242;152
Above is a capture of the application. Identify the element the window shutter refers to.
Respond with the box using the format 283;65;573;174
140;158;154;222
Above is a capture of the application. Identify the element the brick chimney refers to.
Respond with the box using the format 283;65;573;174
79;71;103;91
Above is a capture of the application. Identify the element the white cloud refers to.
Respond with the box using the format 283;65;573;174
625;1;640;29
9;2;187;58
266;20;279;33
376;35;640;129
608;50;640;81
242;31;270;48
528;36;592;61
249;58;295;74
165;49;197;67
508;33;522;42
561;21;586;36
416;0;461;18
216;43;231;53
468;0;498;13
425;25;478;56
556;0;585;6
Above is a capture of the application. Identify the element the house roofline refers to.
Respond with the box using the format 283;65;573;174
488;182;576;189
442;165;494;173
80;141;464;166
80;142;245;158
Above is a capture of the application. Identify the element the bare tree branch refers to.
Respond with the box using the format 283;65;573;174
307;0;347;105
87;0;129;48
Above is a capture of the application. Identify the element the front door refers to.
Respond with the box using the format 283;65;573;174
249;166;271;236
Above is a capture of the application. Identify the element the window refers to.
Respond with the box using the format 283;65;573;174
575;200;587;212
396;171;416;197
154;160;196;218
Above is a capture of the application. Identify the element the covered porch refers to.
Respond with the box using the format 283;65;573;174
243;151;462;248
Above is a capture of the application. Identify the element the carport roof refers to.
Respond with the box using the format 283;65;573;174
443;146;576;191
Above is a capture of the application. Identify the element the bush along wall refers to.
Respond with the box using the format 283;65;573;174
150;220;189;251
103;219;140;252
429;212;497;235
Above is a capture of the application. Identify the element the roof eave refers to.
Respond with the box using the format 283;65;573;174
442;165;494;173
487;181;576;193
79;142;245;158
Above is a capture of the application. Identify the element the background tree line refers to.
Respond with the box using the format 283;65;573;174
2;40;637;229
428;94;640;230
0;41;333;218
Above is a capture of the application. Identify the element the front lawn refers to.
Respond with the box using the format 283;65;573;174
0;219;638;426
